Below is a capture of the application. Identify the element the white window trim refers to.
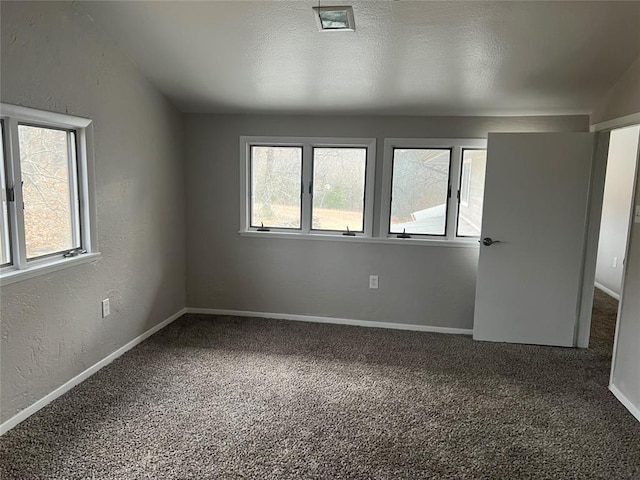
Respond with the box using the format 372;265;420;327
0;103;99;285
380;138;487;241
240;136;377;237
238;230;481;247
0;252;101;286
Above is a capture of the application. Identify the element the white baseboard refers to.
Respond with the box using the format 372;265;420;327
594;282;621;300
186;307;473;335
609;383;640;423
0;307;187;436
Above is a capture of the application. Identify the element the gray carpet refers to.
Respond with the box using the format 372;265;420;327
589;287;619;358
1;314;639;479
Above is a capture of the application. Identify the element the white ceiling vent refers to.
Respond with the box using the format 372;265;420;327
313;6;355;32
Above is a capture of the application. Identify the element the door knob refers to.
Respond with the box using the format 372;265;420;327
482;237;501;246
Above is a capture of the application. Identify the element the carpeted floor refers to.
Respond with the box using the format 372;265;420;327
589;287;619;358
1;314;639;479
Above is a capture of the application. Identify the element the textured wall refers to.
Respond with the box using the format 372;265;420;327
0;2;186;423
185;114;588;329
592;55;640;125
595;126;639;295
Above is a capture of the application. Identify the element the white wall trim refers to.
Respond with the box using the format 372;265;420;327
609;383;640;423
594;281;621;301
0;308;187;436
591;112;640;132
186;307;473;335
608;126;640;386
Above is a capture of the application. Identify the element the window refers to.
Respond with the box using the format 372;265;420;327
0;104;97;285
381;139;487;240
389;148;451;236
19;125;81;259
242;136;485;244
250;146;302;230
312;147;367;233
457;149;487;237
240;137;376;236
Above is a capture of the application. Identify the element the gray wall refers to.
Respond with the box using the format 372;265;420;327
592;55;640;125
0;2;186;423
595;126;640;296
185;114;588;329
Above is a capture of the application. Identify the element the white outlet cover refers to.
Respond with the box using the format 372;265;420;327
369;275;379;289
102;298;110;318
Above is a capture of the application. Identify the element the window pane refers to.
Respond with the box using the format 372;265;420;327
312;148;366;232
19;125;78;259
390;149;450;235
251;146;302;229
0;125;11;265
457;149;487;237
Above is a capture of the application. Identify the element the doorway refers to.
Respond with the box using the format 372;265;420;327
589;125;640;359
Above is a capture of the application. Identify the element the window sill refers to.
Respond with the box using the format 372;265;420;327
0;253;102;286
239;231;479;248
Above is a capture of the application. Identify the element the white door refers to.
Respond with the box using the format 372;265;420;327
473;133;600;346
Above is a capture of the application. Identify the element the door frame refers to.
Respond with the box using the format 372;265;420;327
575;112;640;348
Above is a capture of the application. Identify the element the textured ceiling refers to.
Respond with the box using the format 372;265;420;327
78;1;640;116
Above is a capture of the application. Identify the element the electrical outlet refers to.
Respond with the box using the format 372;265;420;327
102;298;110;318
369;275;379;289
613;257;618;268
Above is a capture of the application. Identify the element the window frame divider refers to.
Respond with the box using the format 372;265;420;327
446;146;463;239
67;130;82;249
301;143;313;234
5;116;27;268
0;125;11;266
